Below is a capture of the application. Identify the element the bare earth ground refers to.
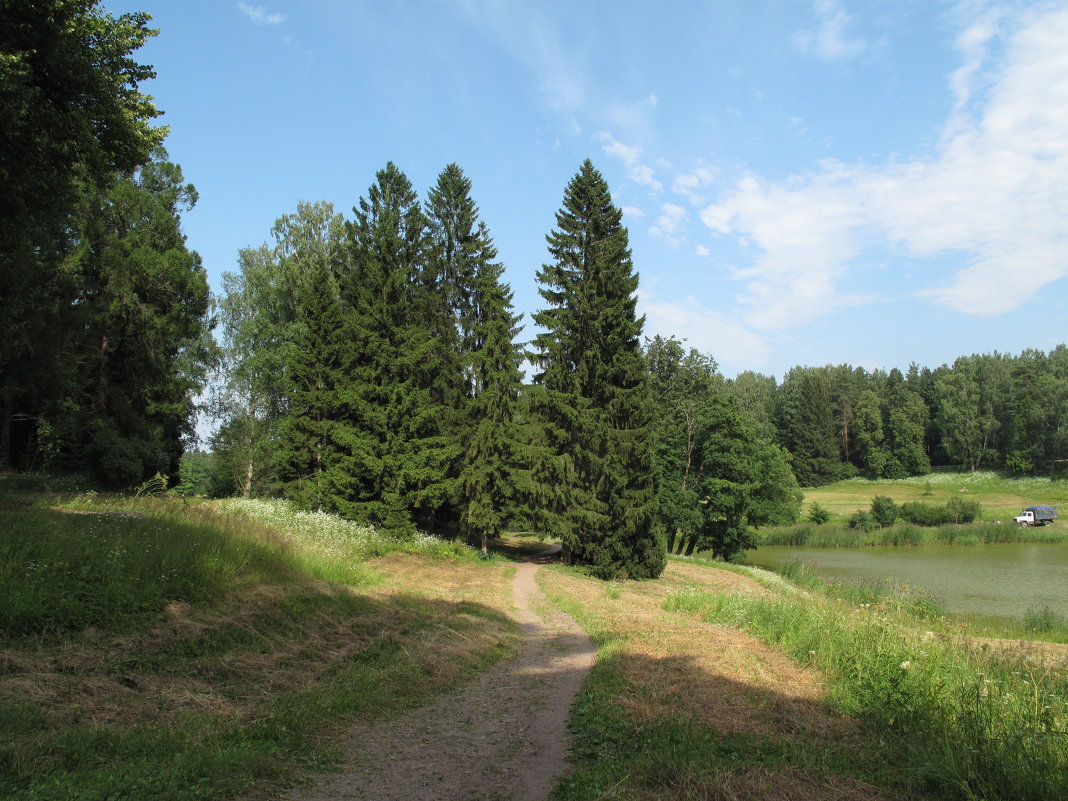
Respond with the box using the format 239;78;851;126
286;545;596;801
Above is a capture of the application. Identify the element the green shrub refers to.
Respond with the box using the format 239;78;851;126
899;497;982;526
807;502;831;525
946;495;981;523
848;510;874;532
1023;605;1064;634
870;495;898;527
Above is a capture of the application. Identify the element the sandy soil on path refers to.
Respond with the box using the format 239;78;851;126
286;546;596;801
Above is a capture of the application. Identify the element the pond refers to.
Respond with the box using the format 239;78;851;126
746;542;1068;622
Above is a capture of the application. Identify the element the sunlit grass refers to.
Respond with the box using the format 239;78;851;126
0;480;515;801
665;572;1068;801
803;471;1068;521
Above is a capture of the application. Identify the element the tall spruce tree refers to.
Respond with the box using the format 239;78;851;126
427;165;524;553
345;163;454;534
267;203;352;511
530;160;664;579
1;1;165;469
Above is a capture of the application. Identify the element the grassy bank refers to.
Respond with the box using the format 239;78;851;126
666;582;1068;801
759;520;1063;548
802;471;1068;522
0;478;518;800
541;557;1068;801
540;561;915;801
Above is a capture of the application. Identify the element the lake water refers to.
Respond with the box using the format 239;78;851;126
746;542;1068;621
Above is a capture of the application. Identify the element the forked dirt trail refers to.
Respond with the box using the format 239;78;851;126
288;546;596;801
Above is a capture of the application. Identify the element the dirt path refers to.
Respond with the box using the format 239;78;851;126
287;546;596;801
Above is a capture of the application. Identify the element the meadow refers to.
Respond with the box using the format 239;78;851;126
2;475;1066;800
0;476;517;801
800;470;1068;521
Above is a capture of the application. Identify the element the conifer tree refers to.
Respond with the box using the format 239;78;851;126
427;165;525;553
345;163;453;534
268;203;352;511
530;160;664;579
275;260;352;512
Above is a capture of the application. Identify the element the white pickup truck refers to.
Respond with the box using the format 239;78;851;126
1013;506;1057;526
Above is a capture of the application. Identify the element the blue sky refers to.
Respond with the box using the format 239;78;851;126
108;0;1067;379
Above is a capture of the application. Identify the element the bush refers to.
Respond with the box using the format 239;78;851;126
946;495;981;523
1024;605;1064;634
807;502;831;525
848;510;874;532
870;495;898;527
899;498;982;526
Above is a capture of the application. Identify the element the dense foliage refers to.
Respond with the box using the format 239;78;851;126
526;161;665;578
724;352;1068;486
213;165;526;548
0;2;211;485
647;336;801;560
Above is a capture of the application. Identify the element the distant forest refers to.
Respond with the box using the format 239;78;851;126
4;3;1067;577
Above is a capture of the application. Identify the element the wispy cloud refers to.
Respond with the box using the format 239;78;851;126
621;205;645;219
596;132;663;192
453;0;585;111
638;291;772;372
672;164;719;206
649;203;687;246
701;4;1068;330
238;3;286;26
794;0;865;60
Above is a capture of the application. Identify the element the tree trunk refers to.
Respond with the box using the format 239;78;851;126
243;457;254;497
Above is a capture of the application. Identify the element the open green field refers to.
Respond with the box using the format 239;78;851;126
803;470;1068;522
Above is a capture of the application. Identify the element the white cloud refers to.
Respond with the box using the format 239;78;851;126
649;203;687;246
695;244;711;257
793;0;865;60
702;5;1068;329
238;3;286;26
638;292;772;372
596;131;663;192
672;164;719;205
621;205;645;219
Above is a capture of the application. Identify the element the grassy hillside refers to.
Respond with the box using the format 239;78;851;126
802;470;1068;521
0;477;518;801
3;475;1066;801
542;558;1068;801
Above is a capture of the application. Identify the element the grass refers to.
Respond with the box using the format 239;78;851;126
759;520;1064;548
539;562;912;801
540;557;1068;801
801;470;1068;522
0;477;519;801
665;583;1068;801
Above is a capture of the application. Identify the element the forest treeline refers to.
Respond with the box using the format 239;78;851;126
4;3;1067;578
721;349;1068;487
0;3;212;487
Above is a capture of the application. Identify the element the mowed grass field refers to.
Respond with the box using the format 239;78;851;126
802;470;1068;522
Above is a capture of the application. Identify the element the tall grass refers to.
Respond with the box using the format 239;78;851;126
1;484;510;801
666;584;1068;801
2;493;475;638
759;521;1063;547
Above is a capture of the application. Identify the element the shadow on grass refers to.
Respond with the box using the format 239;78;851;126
556;648;913;801
1;585;519;801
